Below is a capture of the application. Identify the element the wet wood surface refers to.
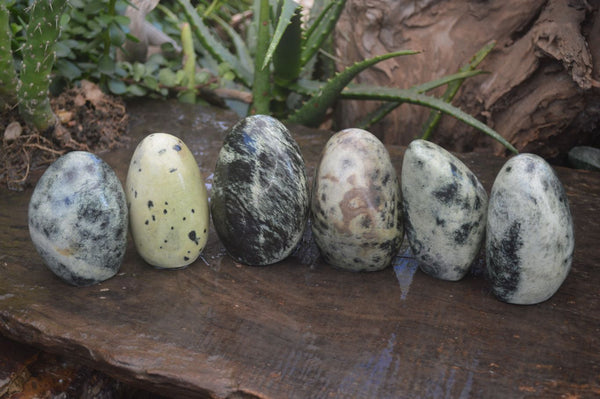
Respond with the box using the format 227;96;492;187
1;100;600;398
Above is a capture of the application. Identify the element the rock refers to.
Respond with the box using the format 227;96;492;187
211;115;310;265
486;153;575;304
401;140;488;281
3;121;22;141
568;146;600;171
28;151;128;286
126;133;210;269
311;128;403;271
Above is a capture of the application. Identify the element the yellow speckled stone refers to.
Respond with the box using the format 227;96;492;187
126;133;209;268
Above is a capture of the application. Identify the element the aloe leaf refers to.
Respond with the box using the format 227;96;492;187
177;0;253;86
251;0;271;114
287;50;418;126
422;41;496;140
300;0;346;67
262;0;300;71
303;0;336;40
213;14;253;74
349;70;487;128
293;70;486;97
335;87;517;153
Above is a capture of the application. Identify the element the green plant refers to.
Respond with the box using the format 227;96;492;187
53;0;133;94
178;0;517;153
0;0;68;133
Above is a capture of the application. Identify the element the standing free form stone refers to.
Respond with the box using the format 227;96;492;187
401;140;487;281
28;151;128;286
211;115;309;265
486;154;574;305
311;128;403;271
126;133;209;269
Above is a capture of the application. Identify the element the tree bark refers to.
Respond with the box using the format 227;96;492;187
334;0;600;162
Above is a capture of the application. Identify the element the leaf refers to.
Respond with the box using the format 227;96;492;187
262;0;299;71
127;84;147;96
300;0;346;67
108;79;127;94
273;5;303;85
287;50;418;126
98;54;115;74
55;59;82;80
132;62;145;81
292;70;486;97
421;40;496;140
213;15;253;74
337;87;517;153
181;22;196;90
251;0;272;114
158;68;177;86
177;0;253;86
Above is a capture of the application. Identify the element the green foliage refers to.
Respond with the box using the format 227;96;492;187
178;0;516;152
54;0;136;94
1;0;516;152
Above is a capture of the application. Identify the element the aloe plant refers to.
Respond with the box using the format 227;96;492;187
178;0;517;153
0;0;68;133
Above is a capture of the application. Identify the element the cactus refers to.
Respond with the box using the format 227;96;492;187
0;3;18;108
16;0;68;133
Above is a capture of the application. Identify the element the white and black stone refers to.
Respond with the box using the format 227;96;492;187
211;115;309;265
28;151;128;286
311;128;403;271
486;153;574;305
401;140;487;281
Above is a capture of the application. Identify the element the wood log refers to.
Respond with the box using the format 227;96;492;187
334;0;600;163
1;99;599;398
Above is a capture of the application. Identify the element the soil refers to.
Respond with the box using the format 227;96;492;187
1;80;128;191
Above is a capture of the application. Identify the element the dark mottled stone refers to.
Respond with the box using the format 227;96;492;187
486;221;522;302
28;151;128;286
211;115;309;265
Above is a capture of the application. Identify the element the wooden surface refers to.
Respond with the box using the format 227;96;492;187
1;100;600;398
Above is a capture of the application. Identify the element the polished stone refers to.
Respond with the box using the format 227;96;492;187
28;151;128;286
402;140;487;281
486;153;575;304
311;128;403;271
126;133;209;269
211;115;309;265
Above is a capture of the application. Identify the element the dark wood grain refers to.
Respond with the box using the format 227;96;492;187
1;100;599;398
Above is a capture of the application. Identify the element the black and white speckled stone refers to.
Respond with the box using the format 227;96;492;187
211;115;309;265
28;151;128;286
126;133;209;269
401;140;487;281
311;128;403;271
486;153;574;305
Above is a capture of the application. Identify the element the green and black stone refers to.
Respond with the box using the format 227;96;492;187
211;115;310;265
